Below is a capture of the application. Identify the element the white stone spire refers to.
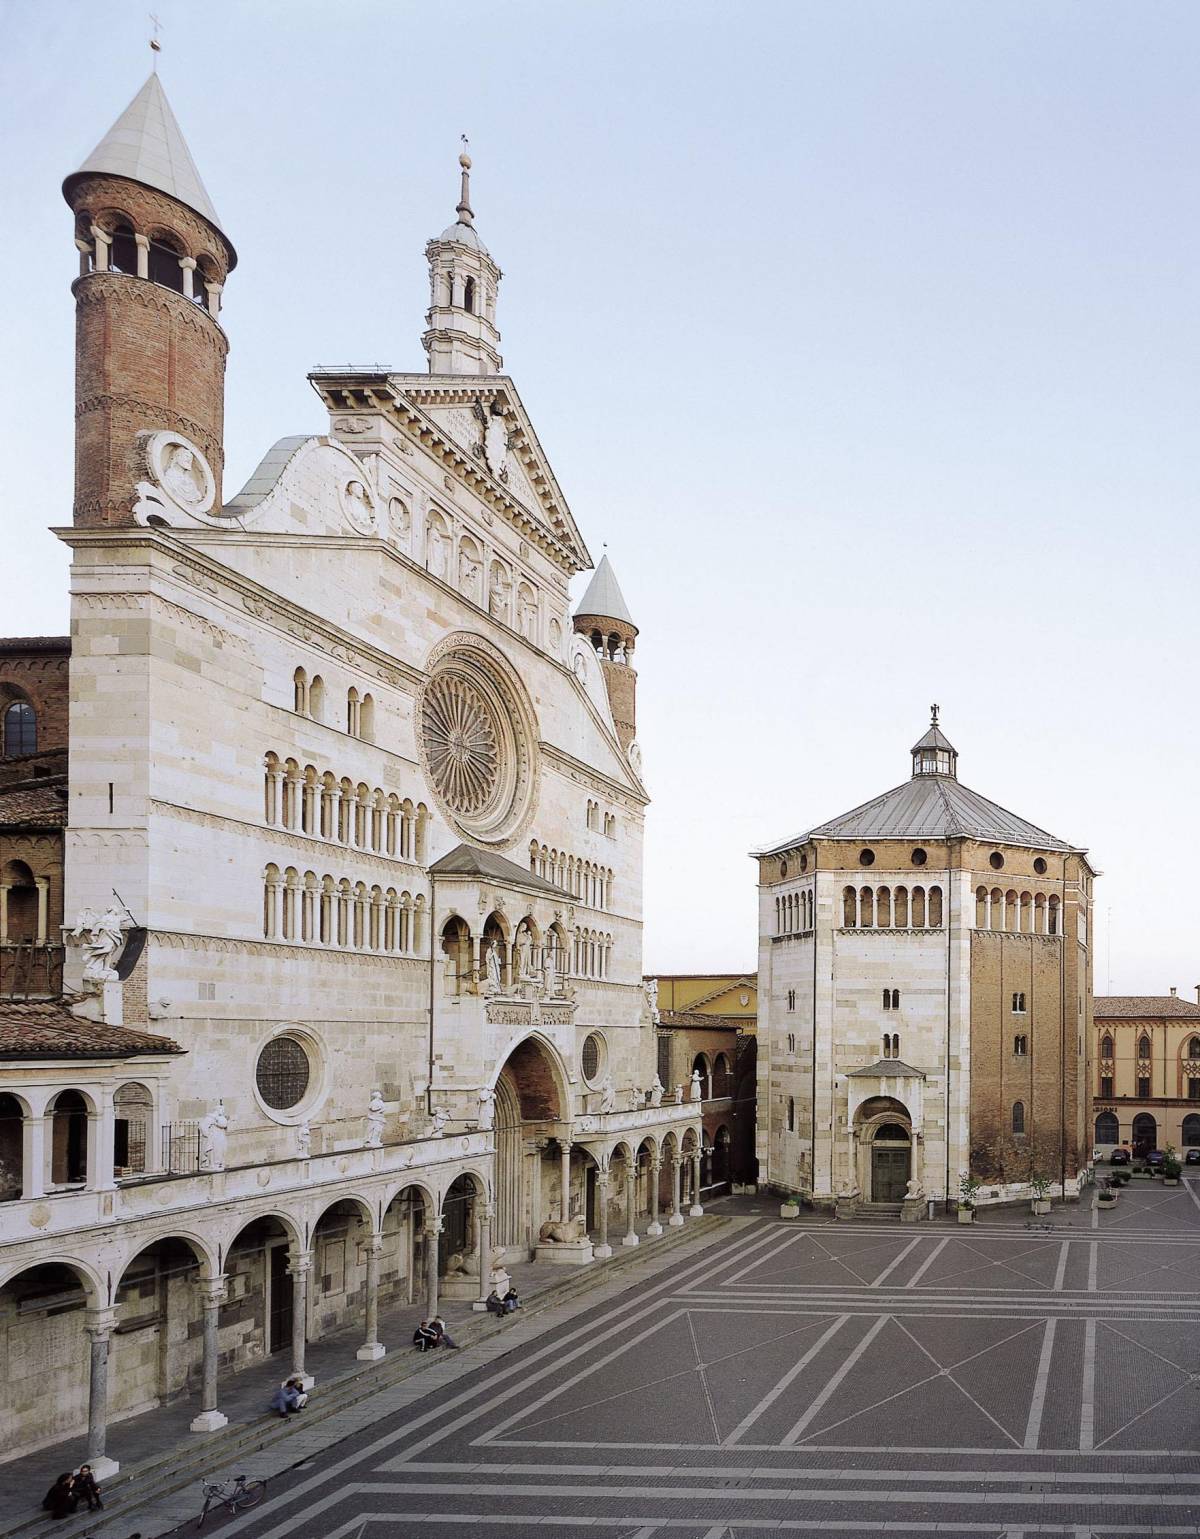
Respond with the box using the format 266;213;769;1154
422;146;503;376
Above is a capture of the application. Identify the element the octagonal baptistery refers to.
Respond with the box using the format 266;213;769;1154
753;712;1095;1213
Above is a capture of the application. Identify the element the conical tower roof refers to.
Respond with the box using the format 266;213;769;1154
576;555;636;630
63;74;231;257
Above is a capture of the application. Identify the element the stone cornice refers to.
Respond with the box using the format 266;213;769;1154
150;929;426;966
540;742;648;811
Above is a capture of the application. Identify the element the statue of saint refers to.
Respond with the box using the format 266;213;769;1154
649;1075;664;1108
600;1076;617;1114
484;943;503;995
477;1085;496;1131
689;1068;703;1102
199;1102;229;1171
295;1121;311;1159
365;1088;385;1148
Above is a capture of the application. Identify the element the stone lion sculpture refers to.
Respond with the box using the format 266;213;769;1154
538;1216;586;1244
443;1249;480;1276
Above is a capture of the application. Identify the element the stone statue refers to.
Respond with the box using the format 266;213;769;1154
428;525;448;578
484;943;503;996
488;569;510;620
458;547;482;600
538;1216;586;1244
544;941;562;998
365;1088;385;1148
519;592;537;638
444;1248;479;1277
388;496;410;540
905;1177;923;1200
431;1105;449;1137
649;1075;664;1108
643;977;660;1025
514;925;534;981
70;904;132;985
673;1084;684;1104
600;1076;617;1114
343;478;376;532
476;1084;496;1131
199;1101;229;1172
690;1069;703;1102
295;1121;311;1159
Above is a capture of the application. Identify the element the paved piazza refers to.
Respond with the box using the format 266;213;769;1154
184;1187;1200;1539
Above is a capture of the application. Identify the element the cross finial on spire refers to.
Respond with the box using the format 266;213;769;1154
149;12;161;66
931;702;939;726
457;134;473;225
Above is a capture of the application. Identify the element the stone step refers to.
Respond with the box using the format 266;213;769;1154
854;1202;903;1220
3;1214;729;1539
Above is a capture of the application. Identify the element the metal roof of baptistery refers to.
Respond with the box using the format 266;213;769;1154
755;713;1083;857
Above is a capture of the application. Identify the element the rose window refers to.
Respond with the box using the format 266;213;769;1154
421;674;501;815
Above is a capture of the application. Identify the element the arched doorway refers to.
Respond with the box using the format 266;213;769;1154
1132;1112;1157;1157
870;1123;912;1202
492;1035;567;1258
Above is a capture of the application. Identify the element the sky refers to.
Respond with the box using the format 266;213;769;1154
2;0;1199;989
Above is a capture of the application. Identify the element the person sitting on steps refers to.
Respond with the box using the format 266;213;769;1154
413;1319;439;1351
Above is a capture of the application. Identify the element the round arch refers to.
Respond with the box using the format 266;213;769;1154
0;1254;104;1305
853;1096;914;1203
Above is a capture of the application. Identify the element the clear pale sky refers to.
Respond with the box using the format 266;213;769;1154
3;1;1198;989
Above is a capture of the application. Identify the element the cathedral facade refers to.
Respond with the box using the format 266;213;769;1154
0;75;699;1468
755;715;1094;1215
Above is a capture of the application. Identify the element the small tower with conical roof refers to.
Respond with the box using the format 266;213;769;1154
63;72;235;526
910;705;959;779
422;149;503;376
573;555;639;752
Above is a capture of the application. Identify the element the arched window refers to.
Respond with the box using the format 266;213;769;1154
347;687;361;737
1012;992;1026;1014
1182;1113;1200;1147
113;1082;152;1175
1;859;39;943
2;699;36;757
1100;1034;1114;1059
712;1053;730;1096
787;1096;795;1133
928;886;943;927
463;276;476;313
786;1032;795;1054
107;219;138;275
360;693;375;741
1138;1035;1151;1061
147;233;185;293
843;887;856;927
1188;1038;1200;1060
1094;1110;1119;1145
49;1090;89;1185
309;675;325;721
0;1092;24;1201
293;667;308;714
1012;1100;1025;1135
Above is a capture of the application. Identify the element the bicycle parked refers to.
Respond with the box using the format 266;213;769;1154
197;1473;266;1527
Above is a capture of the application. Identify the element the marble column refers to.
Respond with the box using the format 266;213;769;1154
21;1110;45;1200
424;1220;441;1318
84;1308;119;1477
289;1251;314;1388
622;1159;639;1247
472;1204;494;1311
357;1236;385;1360
559;1140;572;1223
647;1156;663;1236
190;1278;228;1431
669;1153;684;1226
594;1167;612;1259
690;1149;704;1217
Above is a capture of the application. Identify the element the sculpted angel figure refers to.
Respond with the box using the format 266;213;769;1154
365;1088;385;1148
643;977;660;1025
70;903;132;983
431;1105;450;1137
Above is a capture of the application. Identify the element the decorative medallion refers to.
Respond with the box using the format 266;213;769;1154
341;477;378;535
133;431;219;526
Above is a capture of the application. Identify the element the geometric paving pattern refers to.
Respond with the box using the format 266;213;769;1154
190;1180;1200;1539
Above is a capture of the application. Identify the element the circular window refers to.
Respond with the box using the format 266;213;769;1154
581;1032;606;1084
800;852;809;872
1034;857;1047;875
256;1036;311;1110
859;849;875;867
911;848;928;867
417;638;538;844
989;851;1005;870
779;860;788;880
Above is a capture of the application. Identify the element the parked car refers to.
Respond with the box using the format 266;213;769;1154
1185;1149;1200;1166
1109;1148;1131;1165
1146;1149;1166;1170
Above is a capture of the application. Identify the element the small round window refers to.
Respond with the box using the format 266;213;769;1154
911;848;928;867
1033;857;1047;875
779;860;788;880
256;1036;311;1110
859;849;875;867
581;1032;606;1084
989;851;1005;870
800;852;809;872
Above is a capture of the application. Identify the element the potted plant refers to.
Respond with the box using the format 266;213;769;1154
779;1192;801;1219
1096;1177;1117;1207
957;1172;981;1223
1029;1173;1052;1216
1163;1145;1182;1187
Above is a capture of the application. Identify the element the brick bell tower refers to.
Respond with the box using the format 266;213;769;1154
573;555;639;753
62;73;236;527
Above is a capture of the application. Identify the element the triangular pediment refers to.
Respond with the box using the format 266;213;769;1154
310;369;591;576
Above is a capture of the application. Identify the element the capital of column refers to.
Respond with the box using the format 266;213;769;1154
364;1232;383;1255
198;1276;226;1309
423;1218;443;1240
84;1307;118;1340
133;233;150;250
477;1204;494;1222
286;1252;313;1278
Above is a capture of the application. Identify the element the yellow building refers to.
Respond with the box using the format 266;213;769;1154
1093;991;1200;1157
648;974;757;1190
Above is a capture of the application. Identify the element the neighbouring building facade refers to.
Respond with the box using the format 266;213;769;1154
755;712;1094;1215
650;973;758;1194
1093;991;1200;1158
0;73;701;1472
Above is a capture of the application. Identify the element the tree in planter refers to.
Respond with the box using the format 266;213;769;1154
1029;1172;1052;1214
958;1171;982;1218
1163;1144;1182;1185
